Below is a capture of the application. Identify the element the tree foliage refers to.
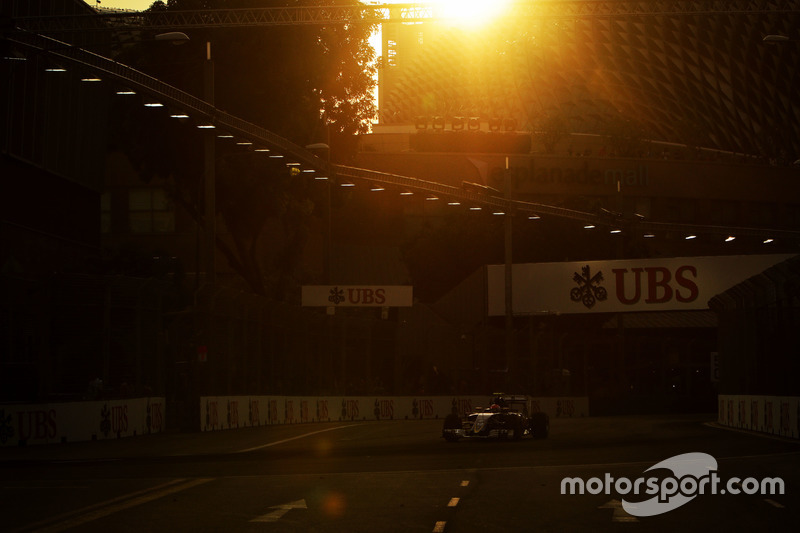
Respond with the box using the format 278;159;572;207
111;0;378;298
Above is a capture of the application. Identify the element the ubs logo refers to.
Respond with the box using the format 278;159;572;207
328;287;345;305
571;265;607;309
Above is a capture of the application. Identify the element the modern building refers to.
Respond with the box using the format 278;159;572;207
349;1;800;412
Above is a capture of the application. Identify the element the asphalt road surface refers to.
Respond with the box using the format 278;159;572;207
2;414;798;532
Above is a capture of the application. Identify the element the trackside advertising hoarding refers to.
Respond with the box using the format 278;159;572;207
198;396;588;431
0;398;166;447
488;254;795;315
718;395;800;440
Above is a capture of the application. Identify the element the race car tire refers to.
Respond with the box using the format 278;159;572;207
512;416;524;440
443;414;462;442
530;412;549;439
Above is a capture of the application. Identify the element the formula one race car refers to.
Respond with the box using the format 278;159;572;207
442;394;549;442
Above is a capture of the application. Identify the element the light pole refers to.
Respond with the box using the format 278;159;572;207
203;41;216;286
504;156;514;387
306;142;332;284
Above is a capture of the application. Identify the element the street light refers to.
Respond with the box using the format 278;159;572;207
154;32;190;45
763;34;791;43
306;142;332;283
203;40;215;286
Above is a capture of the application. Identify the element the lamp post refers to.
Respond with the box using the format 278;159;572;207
306;142;332;284
203;41;216;286
504;156;514;387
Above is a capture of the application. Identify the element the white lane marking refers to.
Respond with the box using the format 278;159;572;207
764;498;785;508
447;497;460;507
237;424;359;453
433;520;447;532
460;480;469;487
251;499;307;523
29;478;212;533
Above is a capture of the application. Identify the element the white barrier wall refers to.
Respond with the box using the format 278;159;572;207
0;397;166;447
718;395;800;440
198;396;589;431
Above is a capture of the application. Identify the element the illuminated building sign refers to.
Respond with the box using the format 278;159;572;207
487;254;796;315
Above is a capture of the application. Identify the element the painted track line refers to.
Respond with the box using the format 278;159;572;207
237;424;359;453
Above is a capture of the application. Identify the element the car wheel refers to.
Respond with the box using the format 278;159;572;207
442;413;461;442
512;417;524;440
530;412;549;439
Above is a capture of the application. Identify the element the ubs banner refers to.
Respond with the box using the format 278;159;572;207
488;254;795;315
302;285;413;307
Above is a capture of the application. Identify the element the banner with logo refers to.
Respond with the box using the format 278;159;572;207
718;395;799;439
488;254;795;315
0;397;166;447
302;285;413;307
198;395;589;431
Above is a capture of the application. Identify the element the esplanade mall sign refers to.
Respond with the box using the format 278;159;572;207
487;254;796;316
488;158;650;194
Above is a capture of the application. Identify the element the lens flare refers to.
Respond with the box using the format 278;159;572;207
429;0;513;27
322;492;346;518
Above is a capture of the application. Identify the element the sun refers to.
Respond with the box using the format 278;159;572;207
428;0;514;28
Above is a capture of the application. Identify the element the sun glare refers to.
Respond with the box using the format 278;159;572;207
428;0;514;27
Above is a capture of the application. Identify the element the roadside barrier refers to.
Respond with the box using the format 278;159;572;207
717;394;800;440
197;395;589;432
0;397;165;447
0;395;589;445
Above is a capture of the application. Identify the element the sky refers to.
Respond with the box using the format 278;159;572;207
96;0;154;10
